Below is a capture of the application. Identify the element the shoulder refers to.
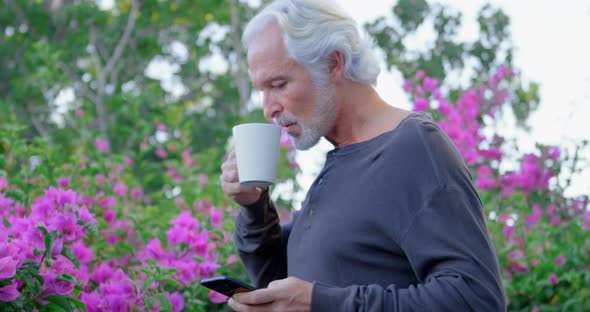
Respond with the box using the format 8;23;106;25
382;112;473;187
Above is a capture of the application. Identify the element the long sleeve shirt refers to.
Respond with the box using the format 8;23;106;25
234;113;506;311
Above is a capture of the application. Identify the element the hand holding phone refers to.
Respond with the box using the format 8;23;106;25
200;276;257;297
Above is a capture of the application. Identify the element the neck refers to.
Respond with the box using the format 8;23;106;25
325;80;409;147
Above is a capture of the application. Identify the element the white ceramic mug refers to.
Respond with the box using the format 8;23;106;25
232;123;281;187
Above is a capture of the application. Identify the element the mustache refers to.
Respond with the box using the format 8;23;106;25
274;115;299;127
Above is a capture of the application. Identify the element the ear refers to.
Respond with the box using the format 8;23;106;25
328;50;345;82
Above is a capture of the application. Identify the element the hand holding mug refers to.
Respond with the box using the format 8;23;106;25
220;150;265;206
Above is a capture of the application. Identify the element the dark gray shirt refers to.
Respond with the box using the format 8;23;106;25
234;113;505;311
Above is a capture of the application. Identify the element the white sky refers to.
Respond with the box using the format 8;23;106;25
290;0;590;206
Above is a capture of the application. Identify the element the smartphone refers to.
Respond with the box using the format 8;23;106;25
200;276;257;297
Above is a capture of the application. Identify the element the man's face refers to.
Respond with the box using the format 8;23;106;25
247;23;336;150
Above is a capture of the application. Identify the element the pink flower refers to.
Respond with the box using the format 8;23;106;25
157;123;167;132
95;174;106;185
497;213;511;223
100;196;116;209
547;204;556;215
95;137;110;152
280;127;293;148
209;207;223;229
208;290;228;304
423;77;438;91
0;283;20;302
510;261;529;273
57;176;71;188
91;263;115;284
548;146;561;161
532;306;540;312
413;98;429;112
477;166;496;189
104;209;116;224
227;255;238;268
479;148;502;160
79;291;103;312
166;292;185;312
507;250;525;260
156;148;167;158
75;109;84;118
182;149;194;167
548;274;559;285
48;212;85;242
525;204;543;228
415;70;425;80
113;182;128;197
144;238;167;261
403;79;413;93
0;256;18;279
199;174;209;186
130;187;143;200
72;241;95;264
170;210;200;232
554;255;566;267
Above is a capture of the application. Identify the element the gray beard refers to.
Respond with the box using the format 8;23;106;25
291;89;336;150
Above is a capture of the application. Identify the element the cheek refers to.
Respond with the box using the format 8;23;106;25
284;85;317;117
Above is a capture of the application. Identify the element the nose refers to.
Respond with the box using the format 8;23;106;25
262;90;282;121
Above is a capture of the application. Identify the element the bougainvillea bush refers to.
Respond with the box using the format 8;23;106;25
405;67;590;311
1;66;588;311
0;122;297;311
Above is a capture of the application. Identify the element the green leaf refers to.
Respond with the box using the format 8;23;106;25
162;277;182;288
65;297;87;312
3;217;11;227
192;256;205;263
78;221;99;238
4;189;25;202
36;225;56;258
153;293;172;312
44;295;74;312
61;247;80;269
56;274;76;285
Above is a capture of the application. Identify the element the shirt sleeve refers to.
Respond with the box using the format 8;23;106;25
233;189;295;288
310;185;506;312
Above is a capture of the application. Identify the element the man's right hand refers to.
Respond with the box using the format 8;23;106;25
220;149;265;206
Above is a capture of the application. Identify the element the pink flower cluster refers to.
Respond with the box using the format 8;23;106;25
0;174;227;309
499;153;556;196
1;186;97;302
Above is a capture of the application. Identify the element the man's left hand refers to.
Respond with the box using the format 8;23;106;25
228;277;313;312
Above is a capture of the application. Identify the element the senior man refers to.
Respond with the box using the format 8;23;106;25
219;0;505;311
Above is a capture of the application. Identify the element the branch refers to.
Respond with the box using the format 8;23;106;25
103;0;139;77
25;101;50;140
89;28;108;134
230;0;250;115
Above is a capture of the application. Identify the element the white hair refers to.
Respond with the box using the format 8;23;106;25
243;0;381;87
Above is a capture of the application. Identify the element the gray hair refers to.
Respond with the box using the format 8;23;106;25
242;0;381;87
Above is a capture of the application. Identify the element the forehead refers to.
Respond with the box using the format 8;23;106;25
247;23;295;86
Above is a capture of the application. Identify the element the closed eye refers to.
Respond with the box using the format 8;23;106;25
272;81;287;89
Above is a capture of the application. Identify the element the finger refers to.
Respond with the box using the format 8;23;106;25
220;169;239;184
228;298;272;312
221;158;237;171
233;288;276;305
224;182;257;196
226;149;236;161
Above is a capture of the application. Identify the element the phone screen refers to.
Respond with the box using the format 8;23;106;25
200;276;257;297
